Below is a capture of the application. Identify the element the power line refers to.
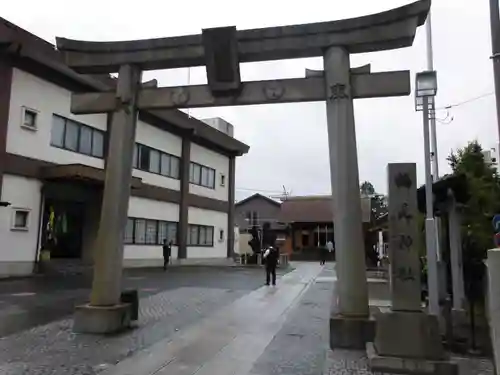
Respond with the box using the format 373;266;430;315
436;91;494;110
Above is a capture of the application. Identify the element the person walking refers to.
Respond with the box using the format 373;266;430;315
319;246;327;265
263;246;279;286
323;240;335;264
162;239;172;271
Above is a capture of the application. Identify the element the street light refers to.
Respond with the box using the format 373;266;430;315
415;70;440;317
416;71;437;98
0;201;11;207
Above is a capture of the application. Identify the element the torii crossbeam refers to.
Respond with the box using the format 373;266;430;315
56;0;430;347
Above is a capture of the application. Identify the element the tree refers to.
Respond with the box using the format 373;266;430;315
360;181;375;196
371;194;388;222
447;140;500;258
359;181;387;222
359;181;388;266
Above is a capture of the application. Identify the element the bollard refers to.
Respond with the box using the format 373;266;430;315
120;289;139;321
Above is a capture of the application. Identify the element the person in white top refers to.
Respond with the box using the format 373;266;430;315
326;241;334;253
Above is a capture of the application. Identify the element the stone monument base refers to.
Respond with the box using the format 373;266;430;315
330;313;376;349
451;308;467;329
367;343;458;375
374;311;444;359
73;303;132;334
367;311;458;375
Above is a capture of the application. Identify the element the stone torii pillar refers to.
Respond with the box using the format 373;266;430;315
72;65;143;333
324;47;370;347
56;0;430;338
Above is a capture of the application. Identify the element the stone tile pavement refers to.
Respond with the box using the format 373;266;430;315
0;286;255;375
0;266;281;337
0;262;495;375
100;262;324;375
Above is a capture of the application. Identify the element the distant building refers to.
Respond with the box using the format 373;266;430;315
278;195;372;256
278;196;334;255
235;193;285;232
483;147;499;173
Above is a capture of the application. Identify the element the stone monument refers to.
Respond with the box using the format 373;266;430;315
367;163;457;375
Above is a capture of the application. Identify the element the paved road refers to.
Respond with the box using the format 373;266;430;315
0;266;287;338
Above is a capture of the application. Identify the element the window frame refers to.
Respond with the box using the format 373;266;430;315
187;224;214;247
50;114;106;159
134;143;180;180
21;106;39;131
124;217;178;246
11;208;30;231
189;162;216;189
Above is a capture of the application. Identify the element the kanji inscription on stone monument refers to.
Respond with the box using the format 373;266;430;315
388;163;421;311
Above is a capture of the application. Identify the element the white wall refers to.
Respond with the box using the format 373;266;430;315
187;207;227;258
189;143;229;201
133;119;182;191
0;175;42;274
7;69;184;192
7;68;106;168
124;196;180;261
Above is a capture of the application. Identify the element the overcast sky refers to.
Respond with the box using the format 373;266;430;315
2;0;497;201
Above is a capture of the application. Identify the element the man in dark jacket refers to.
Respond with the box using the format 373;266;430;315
263;246;279;286
162;239;172;271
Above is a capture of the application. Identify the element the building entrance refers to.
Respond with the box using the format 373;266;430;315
42;199;84;259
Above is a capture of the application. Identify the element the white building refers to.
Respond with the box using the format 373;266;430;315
0;18;249;277
483;146;500;173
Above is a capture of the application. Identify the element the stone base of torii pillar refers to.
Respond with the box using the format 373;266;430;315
367;164;458;375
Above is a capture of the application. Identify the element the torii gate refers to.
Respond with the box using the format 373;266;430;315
57;0;430;347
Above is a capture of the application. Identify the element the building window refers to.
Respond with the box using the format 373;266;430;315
220;174;226;187
251;211;258;226
219;229;224;242
188;224;214;246
189;162;216;189
134;219;147;244
50;115;105;158
21;107;38;131
134;143;180;179
158;220;177;244
125;217;178;245
125;218;134;244
11;209;29;231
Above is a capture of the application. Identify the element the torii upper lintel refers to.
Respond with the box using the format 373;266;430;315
55;0;430;74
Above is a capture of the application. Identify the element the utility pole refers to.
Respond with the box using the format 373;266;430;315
490;0;500;144
423;9;443;318
426;12;439;180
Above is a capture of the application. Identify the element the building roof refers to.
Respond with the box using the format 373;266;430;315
279;195;333;223
417;173;469;215
235;193;281;207
0;17;249;156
